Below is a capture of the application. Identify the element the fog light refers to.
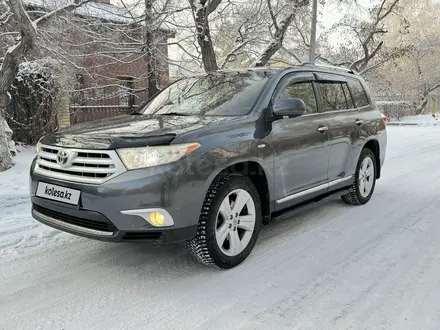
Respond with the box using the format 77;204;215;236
149;212;165;226
121;208;174;227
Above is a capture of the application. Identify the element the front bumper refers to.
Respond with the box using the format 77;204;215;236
30;157;207;243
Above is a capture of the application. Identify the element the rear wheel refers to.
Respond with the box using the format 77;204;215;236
187;174;262;269
342;148;377;205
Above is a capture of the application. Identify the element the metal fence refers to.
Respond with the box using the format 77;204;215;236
6;84;150;142
69;86;148;124
70;105;133;124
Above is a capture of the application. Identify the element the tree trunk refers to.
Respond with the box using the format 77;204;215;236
416;96;428;115
197;27;218;72
0;0;36;171
0;94;14;171
194;4;218;72
145;0;159;99
0;0;89;171
251;13;295;67
415;84;440;115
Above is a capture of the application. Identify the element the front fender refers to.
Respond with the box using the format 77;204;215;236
197;140;275;203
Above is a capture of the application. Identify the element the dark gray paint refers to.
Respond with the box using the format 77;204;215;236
31;66;387;242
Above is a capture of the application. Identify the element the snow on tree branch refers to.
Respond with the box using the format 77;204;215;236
33;0;91;26
0;0;90;172
348;0;401;72
251;0;310;67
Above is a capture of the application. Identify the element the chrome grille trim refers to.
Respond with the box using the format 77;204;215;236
33;210;115;236
35;144;126;185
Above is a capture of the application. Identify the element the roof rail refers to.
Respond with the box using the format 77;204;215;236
299;62;356;74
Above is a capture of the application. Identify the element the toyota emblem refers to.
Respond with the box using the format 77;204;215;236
56;149;70;167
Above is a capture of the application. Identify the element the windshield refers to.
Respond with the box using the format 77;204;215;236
139;71;269;116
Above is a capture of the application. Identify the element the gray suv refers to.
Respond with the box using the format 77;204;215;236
30;64;387;268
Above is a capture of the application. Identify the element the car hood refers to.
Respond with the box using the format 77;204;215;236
41;114;235;149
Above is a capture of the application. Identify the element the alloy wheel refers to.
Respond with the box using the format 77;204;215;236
358;156;375;198
215;189;256;256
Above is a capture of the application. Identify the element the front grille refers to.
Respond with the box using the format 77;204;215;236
34;204;117;233
35;145;126;184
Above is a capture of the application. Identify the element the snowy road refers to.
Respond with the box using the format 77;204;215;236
1;126;440;330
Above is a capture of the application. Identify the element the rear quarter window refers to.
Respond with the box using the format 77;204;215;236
348;78;370;108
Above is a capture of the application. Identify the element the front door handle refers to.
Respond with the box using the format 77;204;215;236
355;119;364;126
317;126;328;133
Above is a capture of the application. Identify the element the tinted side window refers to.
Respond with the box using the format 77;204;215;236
348;79;369;107
342;83;354;109
279;82;317;114
318;82;348;111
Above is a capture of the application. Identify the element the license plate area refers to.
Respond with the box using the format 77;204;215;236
36;182;81;205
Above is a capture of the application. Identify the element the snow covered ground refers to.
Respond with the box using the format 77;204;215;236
390;114;439;125
0;147;77;258
2;126;440;329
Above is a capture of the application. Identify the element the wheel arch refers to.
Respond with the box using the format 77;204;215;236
362;139;381;179
210;161;272;219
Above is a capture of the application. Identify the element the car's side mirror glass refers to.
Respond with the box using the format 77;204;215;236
272;98;307;118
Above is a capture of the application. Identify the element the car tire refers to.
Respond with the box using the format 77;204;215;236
187;174;262;269
341;148;377;205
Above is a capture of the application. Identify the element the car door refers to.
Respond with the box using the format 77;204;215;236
268;72;330;208
314;73;364;190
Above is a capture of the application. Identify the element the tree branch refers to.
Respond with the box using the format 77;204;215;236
207;0;222;15
368;40;384;62
33;0;91;26
220;39;253;69
266;0;279;31
0;11;12;26
318;56;351;68
281;47;301;64
427;83;440;94
379;0;399;21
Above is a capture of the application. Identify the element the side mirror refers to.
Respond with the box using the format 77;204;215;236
273;98;307;118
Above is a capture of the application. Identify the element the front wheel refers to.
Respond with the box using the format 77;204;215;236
187;174;262;269
342;148;377;205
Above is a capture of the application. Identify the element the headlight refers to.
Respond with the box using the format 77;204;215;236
116;143;201;170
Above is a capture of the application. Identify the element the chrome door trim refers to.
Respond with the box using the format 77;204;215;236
328;175;353;188
276;176;353;204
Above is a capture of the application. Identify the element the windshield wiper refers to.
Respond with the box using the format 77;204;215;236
159;112;192;116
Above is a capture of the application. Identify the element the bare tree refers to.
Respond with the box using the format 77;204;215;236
186;0;311;71
367;0;440;113
145;0;160;98
407;39;440;114
36;0;193;101
217;0;266;69
0;0;89;172
188;0;222;72
349;0;400;72
318;0;404;74
251;0;310;67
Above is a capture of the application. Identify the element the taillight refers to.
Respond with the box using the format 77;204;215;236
381;113;388;125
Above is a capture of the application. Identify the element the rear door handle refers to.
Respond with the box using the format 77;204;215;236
355;119;364;126
317;126;328;133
